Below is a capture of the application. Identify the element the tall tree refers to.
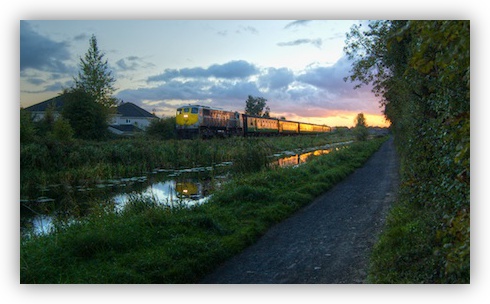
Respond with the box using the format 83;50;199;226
245;95;269;117
73;34;117;109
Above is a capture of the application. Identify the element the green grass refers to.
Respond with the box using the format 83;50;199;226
21;136;387;283
20;132;354;197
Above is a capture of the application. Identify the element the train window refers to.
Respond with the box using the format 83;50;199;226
176;108;182;114
191;107;198;114
183;108;189;113
203;109;210;116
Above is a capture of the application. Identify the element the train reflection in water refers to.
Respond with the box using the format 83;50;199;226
275;149;332;168
113;178;212;211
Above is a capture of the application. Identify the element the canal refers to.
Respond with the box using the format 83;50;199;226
20;142;351;237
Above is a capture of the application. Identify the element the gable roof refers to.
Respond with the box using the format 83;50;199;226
24;95;65;112
24;95;157;119
117;102;156;118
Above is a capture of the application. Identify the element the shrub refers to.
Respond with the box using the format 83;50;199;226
146;117;176;140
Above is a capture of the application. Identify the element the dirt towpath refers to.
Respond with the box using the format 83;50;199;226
201;137;400;284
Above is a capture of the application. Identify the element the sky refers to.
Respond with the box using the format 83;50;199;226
20;19;390;127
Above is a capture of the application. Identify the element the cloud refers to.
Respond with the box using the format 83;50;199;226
74;33;88;41
116;55;382;121
296;56;352;92
118;77;260;104
258;67;295;90
20;21;72;73
284;20;312;29
236;26;259;35
277;38;322;49
148;60;259;82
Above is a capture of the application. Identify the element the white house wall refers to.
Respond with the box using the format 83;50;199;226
113;117;153;129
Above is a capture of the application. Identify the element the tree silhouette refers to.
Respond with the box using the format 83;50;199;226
73;34;117;109
245;95;270;117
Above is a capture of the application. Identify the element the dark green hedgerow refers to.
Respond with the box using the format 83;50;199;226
20;137;387;283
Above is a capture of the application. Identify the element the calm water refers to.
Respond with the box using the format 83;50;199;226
20;142;350;237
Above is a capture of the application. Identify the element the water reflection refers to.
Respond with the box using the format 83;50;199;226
275;149;332;167
21;172;217;238
20;142;350;237
113;179;211;212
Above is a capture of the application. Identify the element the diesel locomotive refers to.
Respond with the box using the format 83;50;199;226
175;104;331;138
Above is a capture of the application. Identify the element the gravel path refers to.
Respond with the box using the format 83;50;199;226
201;137;400;284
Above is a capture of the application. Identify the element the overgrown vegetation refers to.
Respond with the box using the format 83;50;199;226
20;131;355;198
20;137;387;283
145;116;177;140
344;20;469;283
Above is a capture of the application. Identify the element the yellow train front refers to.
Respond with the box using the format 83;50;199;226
176;105;243;138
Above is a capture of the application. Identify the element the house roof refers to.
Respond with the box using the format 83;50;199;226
117;102;156;118
24;95;157;119
24;95;65;112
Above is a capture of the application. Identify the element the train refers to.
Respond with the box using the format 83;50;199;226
175;104;332;138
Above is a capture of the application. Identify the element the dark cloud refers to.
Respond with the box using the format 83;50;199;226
148;60;259;82
296;56;352;92
25;77;46;86
74;33;88;41
209;60;259;78
22;80;73;94
116;58;134;70
277;38;322;48
258;67;295;90
115;57;145;71
20;21;72;73
284;20;312;29
117;77;261;105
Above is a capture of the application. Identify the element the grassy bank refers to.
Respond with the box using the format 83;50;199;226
20;132;354;197
21;136;387;283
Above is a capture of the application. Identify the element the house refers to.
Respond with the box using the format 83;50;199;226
23;95;65;122
109;101;157;131
24;95;158;136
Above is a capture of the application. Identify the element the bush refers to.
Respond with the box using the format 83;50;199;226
146;117;176;140
51;116;74;142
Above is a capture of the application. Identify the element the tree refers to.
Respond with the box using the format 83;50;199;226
61;88;110;140
73;34;117;110
245;95;269;117
353;113;368;141
344;20;470;283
